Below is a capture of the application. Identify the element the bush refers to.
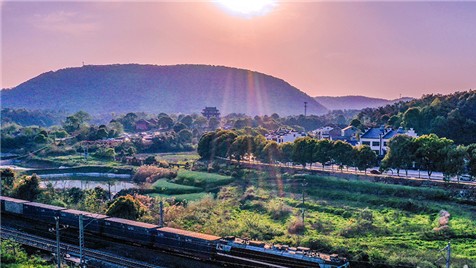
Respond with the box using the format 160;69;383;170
266;199;293;220
133;165;177;183
288;217;305;234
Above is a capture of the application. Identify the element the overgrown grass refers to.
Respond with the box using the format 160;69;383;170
151;179;202;194
156;152;199;163
162;173;476;267
148;192;212;202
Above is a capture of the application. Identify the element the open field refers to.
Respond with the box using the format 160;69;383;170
165;172;476;267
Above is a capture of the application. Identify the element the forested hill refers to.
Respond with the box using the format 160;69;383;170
0;64;327;116
314;95;413;110
357;90;476;144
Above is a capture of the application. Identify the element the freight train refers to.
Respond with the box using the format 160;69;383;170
1;196;349;268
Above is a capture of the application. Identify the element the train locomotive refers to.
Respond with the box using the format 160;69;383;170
1;196;349;268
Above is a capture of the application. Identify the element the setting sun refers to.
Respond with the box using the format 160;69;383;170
214;0;277;18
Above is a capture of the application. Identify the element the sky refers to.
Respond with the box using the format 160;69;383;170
1;1;475;99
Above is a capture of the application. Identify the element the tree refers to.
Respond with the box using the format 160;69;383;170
350;118;362;128
355;145;377;174
178;129;193;144
208;117;220;130
173;122;187;133
381;135;415;176
414;134;453;179
331;140;353;172
106;195;145;220
279;142;294;165
262;141;281;163
403;107;422;131
313;139;333;170
13;174;41;201
230;135;255;161
467;144;476;179
292;137;314;168
63;111;91;133
442;145;466;181
197;132;215;160
158;116;174;130
180;115;193;128
1;168;16;195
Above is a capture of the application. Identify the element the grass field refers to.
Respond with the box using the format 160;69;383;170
156;152;200;163
173;170;234;189
151;179;202;194
164;173;476;267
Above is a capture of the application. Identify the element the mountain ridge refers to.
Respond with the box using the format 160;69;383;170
314;95;413;110
1;64;327;116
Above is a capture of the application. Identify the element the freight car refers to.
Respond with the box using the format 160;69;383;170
0;196;350;268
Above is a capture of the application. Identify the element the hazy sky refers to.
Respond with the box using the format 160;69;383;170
2;1;475;99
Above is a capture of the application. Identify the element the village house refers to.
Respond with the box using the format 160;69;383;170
359;126;417;156
265;128;307;144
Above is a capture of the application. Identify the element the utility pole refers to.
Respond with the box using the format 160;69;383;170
304;102;308;116
301;179;308;223
446;242;451;268
79;214;84;267
159;200;164;228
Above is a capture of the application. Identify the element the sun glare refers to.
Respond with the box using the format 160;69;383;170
215;0;277;18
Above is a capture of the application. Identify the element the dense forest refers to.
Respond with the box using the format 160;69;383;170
357;90;476;144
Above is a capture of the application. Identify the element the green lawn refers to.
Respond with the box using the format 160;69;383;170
151;179;202;194
173;170;234;189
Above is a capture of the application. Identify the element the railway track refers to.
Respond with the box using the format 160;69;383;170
0;226;160;268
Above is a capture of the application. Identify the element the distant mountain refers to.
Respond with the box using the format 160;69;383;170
1;64;327;116
314;95;413;110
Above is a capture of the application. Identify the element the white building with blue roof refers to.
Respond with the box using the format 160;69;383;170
359;126;417;156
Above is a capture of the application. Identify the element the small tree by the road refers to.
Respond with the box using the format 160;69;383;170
1;168;16;195
466;144;476;179
262;141;281;163
292;137;314;168
355;145;377;174
279;142;294;165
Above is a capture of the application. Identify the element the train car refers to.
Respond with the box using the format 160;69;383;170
103;217;157;245
216;237;350;268
23;202;66;225
0;196;29;215
59;209;108;234
155;227;221;259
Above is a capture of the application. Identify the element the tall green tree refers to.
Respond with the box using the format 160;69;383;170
381;135;415;176
442;145;466;181
467;144;476;179
230;135;255;161
279;142;294;165
414;134;453;179
355;145;378;174
262;141;281;163
313;139;333;170
331;140;353;172
1;168;16;195
292;137;314;168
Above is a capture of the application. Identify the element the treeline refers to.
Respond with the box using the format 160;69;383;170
198;130;476;180
1;108;66;127
198;129;379;173
357;90;476;144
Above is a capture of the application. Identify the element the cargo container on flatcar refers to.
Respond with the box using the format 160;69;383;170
59;209;108;234
23;202;66;225
1;196;28;215
103;217;157;245
156;227;220;259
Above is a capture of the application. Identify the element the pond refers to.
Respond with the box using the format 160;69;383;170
40;179;137;194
